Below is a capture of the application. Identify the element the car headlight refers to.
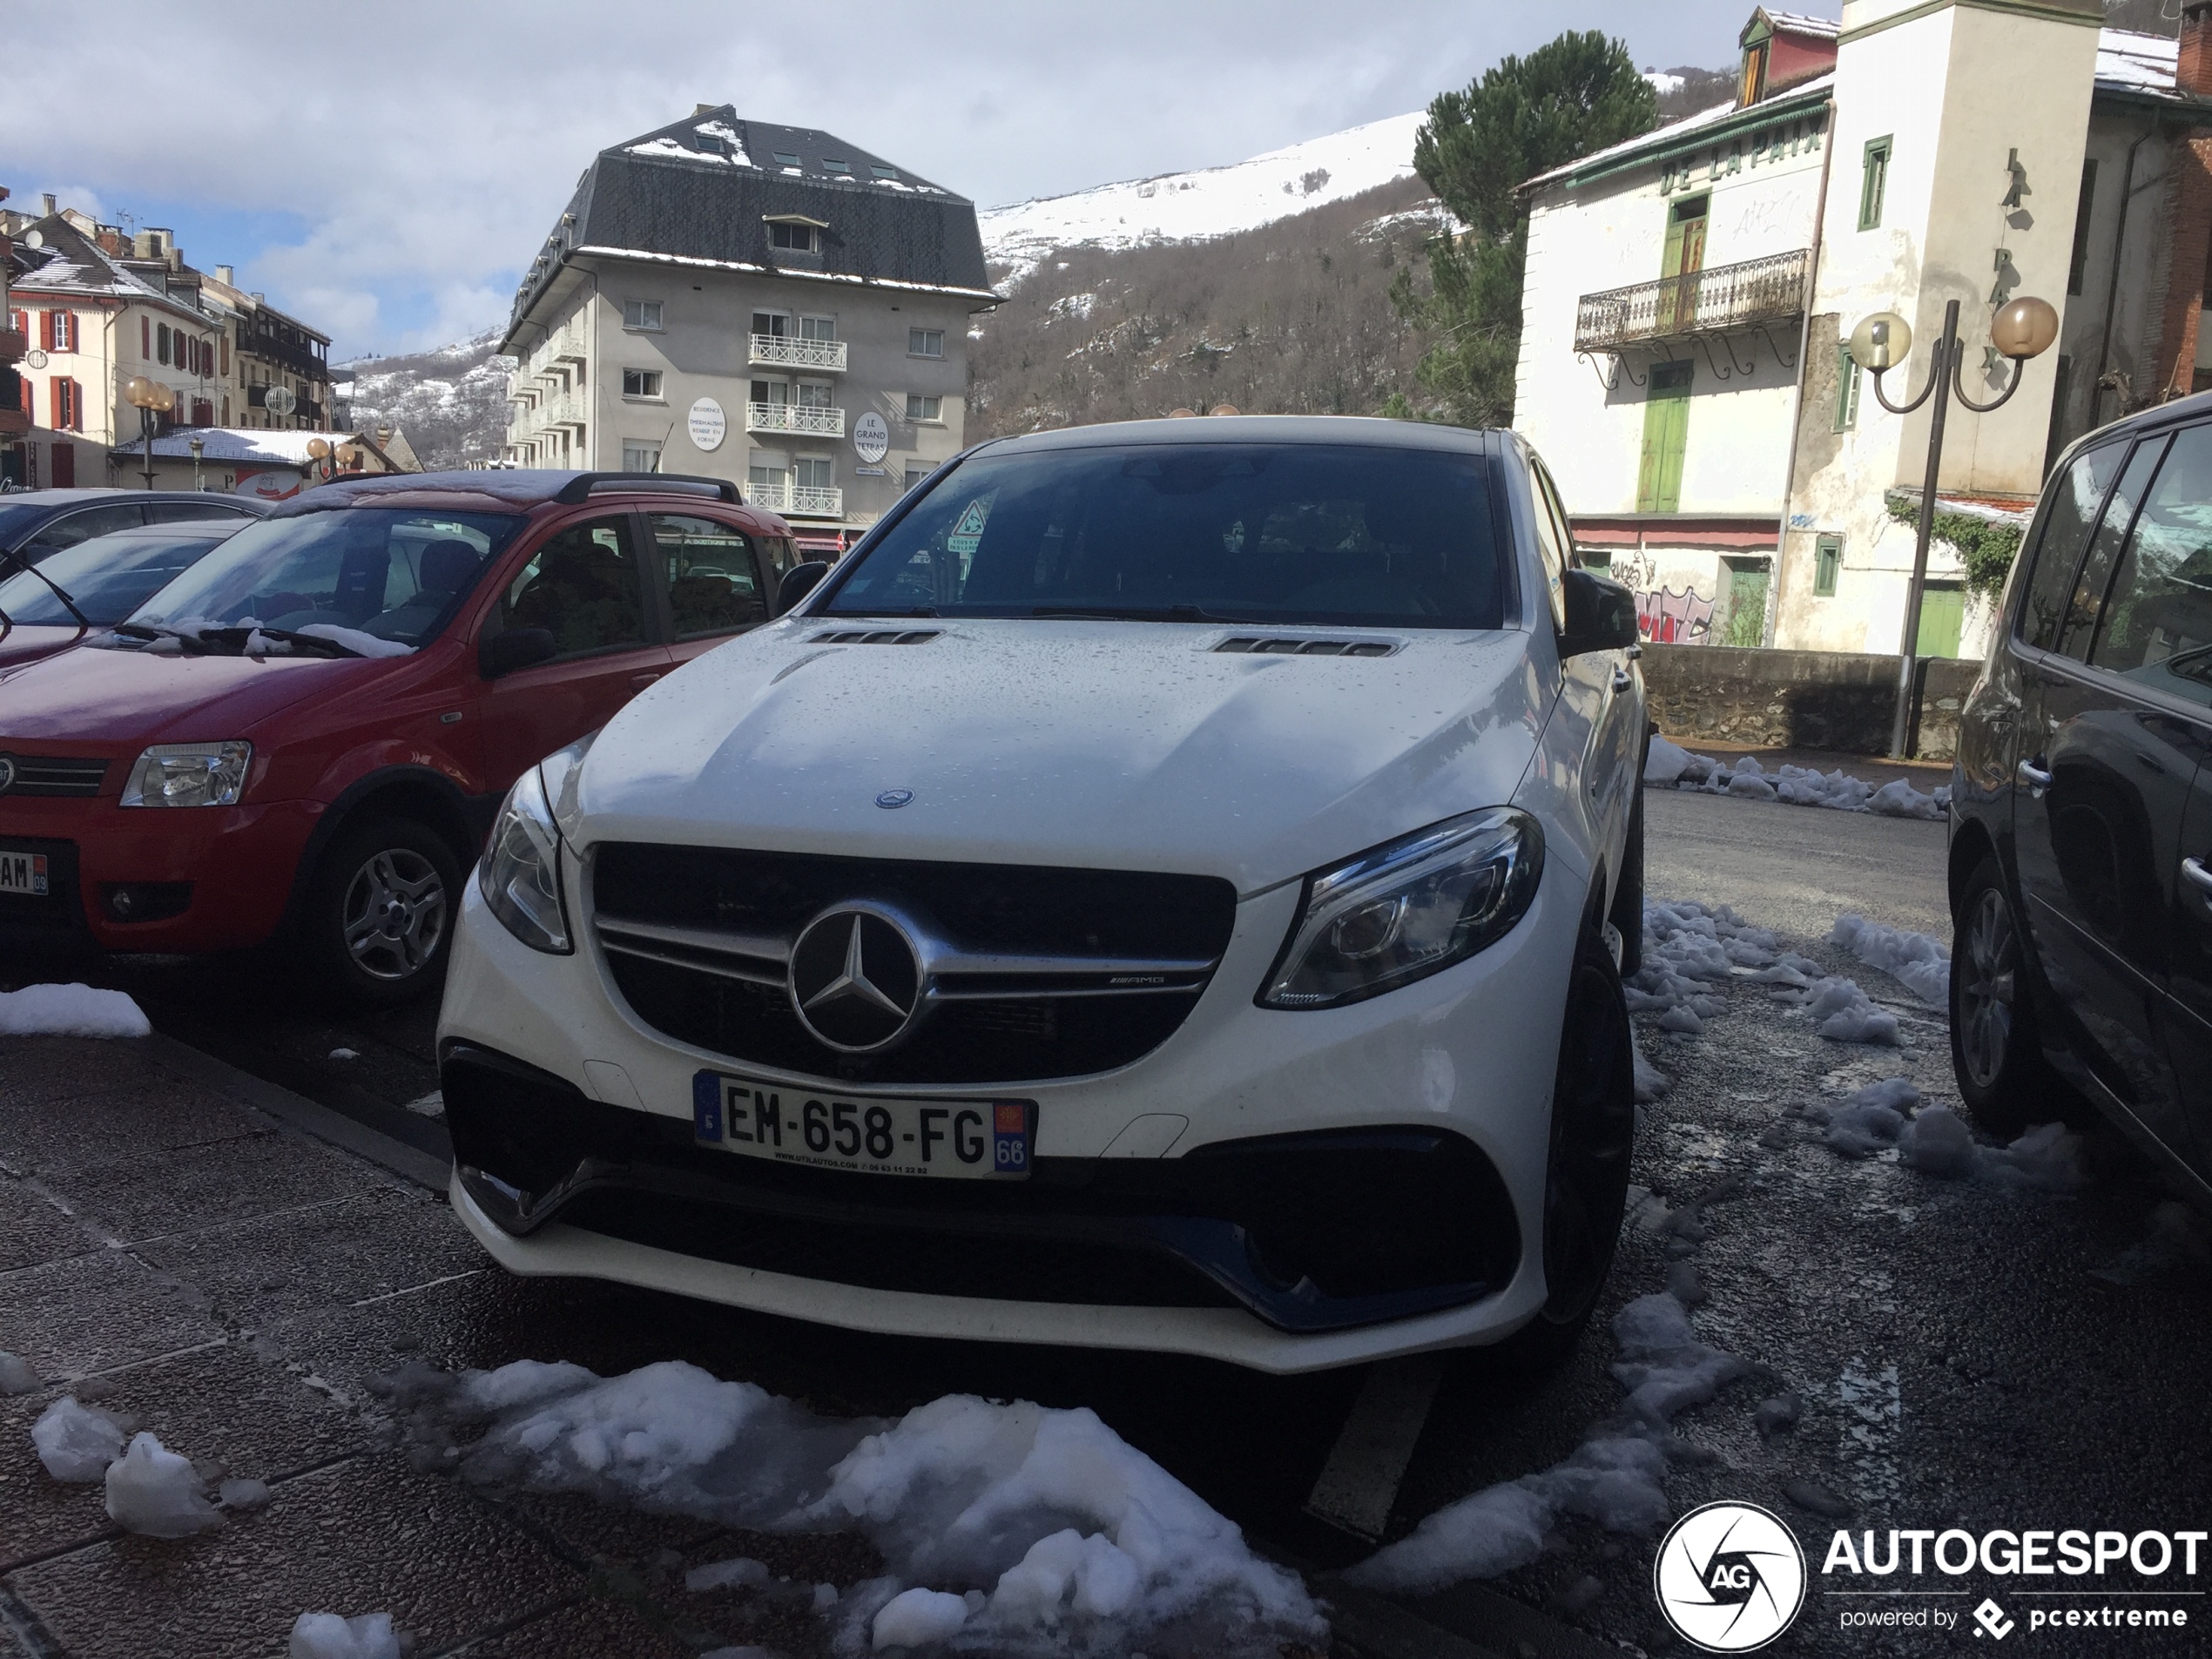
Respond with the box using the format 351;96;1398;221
1260;807;1544;1008
118;741;252;807
480;763;571;954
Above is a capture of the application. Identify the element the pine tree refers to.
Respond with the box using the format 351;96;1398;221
1392;31;1658;428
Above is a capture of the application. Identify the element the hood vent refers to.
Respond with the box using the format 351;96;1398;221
1214;636;1399;658
810;629;941;645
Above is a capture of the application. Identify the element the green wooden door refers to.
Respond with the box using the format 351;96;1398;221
1661;198;1708;330
1723;560;1770;647
1637;362;1693;513
1917;583;1966;658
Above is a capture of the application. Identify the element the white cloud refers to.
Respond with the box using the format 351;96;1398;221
0;1;1759;354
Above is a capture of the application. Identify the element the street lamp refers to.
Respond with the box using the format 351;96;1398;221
307;436;331;484
1851;294;2059;757
123;376;176;489
188;435;204;493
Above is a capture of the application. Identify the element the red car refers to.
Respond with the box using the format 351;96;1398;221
0;469;803;1002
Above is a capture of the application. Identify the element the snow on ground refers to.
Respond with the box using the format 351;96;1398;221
289;1612;402;1659
981;111;1424;286
0;983;150;1039
376;1361;1320;1656
0;1352;37;1394
1831;913;1950;1005
1643;737;1948;820
105;1431;225;1536
1343;1292;1745;1593
31;1398;125;1480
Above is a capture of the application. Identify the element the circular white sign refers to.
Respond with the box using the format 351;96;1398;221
688;397;727;452
853;410;890;464
1652;1501;1805;1652
263;385;296;416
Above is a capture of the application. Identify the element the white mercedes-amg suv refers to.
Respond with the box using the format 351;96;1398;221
437;417;1648;1373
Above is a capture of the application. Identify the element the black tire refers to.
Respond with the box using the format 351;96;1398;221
1949;854;2060;1136
1496;920;1638;1372
303;819;462;1008
1609;783;1646;977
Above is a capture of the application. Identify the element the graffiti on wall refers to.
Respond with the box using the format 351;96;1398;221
1636;586;1716;644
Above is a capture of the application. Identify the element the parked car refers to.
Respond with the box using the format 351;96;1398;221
0;469;797;1002
1949;389;2212;1199
0;488;265;566
0;519;253;669
436;416;1649;1372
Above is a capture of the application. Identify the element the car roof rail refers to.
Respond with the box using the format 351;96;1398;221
553;471;742;505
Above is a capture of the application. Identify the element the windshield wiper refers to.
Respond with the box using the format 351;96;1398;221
105;623;364;659
0;551;91;629
1028;604;1269;624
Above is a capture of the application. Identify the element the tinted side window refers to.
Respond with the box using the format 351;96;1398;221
27;502;145;558
502;516;648;658
2085;423;2212;706
2020;442;2128;650
2057;437;2168;660
1527;464;1570;632
145;501;256;525
651;513;764;638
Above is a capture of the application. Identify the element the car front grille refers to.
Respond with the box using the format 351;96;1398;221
590;842;1238;1084
0;754;110;798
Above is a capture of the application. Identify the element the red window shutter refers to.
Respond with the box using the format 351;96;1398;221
39;310;54;351
49;379;60;427
64;312;77;352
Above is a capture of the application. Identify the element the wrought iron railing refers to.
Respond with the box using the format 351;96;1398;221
1575;248;1812;353
748;401;845;437
748;333;846;372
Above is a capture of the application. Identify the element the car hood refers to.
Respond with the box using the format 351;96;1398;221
0;624;89;671
0;641;393;748
576;617;1550;893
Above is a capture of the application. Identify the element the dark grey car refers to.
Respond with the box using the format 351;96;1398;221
0;488;266;568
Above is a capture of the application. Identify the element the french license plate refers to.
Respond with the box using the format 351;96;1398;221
692;1070;1034;1179
0;848;50;897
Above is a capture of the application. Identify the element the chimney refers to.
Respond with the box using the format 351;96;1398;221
215;264;233;285
97;228;123;255
40;192;56;216
693;102;719;117
132;230;154;259
2185;2;2212;98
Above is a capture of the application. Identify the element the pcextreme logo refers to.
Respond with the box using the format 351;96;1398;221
1653;1501;1809;1652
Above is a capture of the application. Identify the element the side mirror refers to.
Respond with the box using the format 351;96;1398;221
481;626;557;679
1558;568;1641;659
774;560;832;617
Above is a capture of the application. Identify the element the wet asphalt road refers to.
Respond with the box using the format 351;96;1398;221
17;787;2212;1656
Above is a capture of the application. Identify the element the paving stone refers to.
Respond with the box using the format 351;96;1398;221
7;1456;583;1659
0;1038;167;1111
0;1171;105;1273
450;1594;696;1658
0;1338;368;1571
36;1127;386;1246
0;1075;265;1184
132;1185;485;1326
0;1247;223;1382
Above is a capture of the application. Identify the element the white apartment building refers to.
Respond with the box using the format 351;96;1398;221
502;108;996;556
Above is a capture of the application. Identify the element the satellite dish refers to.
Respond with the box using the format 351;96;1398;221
264;386;297;416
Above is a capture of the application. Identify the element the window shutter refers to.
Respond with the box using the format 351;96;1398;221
64;312;78;352
49;379;61;427
142;316;152;358
71;380;84;431
39;310;55;351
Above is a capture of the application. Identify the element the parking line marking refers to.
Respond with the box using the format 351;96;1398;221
1304;1353;1445;1540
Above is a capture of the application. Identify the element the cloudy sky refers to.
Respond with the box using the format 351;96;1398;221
3;1;1770;361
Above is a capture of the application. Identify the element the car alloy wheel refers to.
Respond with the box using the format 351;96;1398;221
1956;884;2017;1093
341;846;448;981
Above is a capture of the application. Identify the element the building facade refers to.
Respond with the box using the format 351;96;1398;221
1514;1;2212;660
502;107;995;554
0;198;333;490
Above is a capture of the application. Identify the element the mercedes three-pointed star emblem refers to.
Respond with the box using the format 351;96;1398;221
787;906;925;1052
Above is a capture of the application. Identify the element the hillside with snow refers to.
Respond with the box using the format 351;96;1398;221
333;329;512;471
981;112;1426;286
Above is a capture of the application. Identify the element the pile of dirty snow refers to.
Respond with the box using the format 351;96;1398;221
1343;1293;1744;1593
1644;738;1949;819
30;1399;232;1536
1793;1083;2087;1190
375;1359;1320;1656
0;983;150;1038
1831;914;1949;1004
1628;900;1782;1038
1791;976;1903;1046
290;1612;402;1659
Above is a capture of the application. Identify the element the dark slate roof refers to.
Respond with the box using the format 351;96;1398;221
504;108;995;347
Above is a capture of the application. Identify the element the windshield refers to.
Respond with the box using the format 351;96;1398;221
125;508;523;651
0;529;232;627
825;442;1507;629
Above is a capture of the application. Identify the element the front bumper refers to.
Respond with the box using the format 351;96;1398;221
437;858;1579;1372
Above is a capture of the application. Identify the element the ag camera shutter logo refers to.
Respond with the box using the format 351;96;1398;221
1654;1501;1807;1651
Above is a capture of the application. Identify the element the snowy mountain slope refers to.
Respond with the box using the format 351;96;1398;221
333;328;512;471
981;111;1425;286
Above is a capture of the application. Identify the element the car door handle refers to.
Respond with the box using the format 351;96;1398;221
2018;758;2052;792
2184;859;2212;898
1610;668;1634;693
631;672;662;689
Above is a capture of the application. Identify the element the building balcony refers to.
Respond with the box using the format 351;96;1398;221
513;389;586;430
1575;248;1812;354
747;333;846;372
0;408;29;437
747;479;845;519
747;401;844;437
0;327;25;365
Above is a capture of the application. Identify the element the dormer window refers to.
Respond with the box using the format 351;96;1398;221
772;150;802;168
698;133;726;155
870;165;899;181
824;157;851;174
1739;40;1768;105
766;215;827;253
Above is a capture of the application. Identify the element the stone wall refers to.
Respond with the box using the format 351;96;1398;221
1639;643;1983;760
